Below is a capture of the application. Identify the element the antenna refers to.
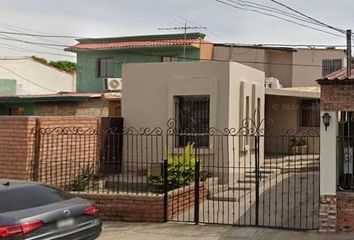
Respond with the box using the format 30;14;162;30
158;23;206;61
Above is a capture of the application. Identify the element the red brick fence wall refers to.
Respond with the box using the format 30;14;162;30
73;182;208;223
0;116;99;185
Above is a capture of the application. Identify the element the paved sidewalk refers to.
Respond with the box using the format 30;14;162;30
99;222;354;240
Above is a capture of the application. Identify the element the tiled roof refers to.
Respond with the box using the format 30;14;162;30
67;33;208;51
319;68;354;81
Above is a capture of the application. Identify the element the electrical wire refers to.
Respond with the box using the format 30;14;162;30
0;42;76;58
0;30;82;39
215;0;345;38
0;64;58;92
226;0;332;28
269;0;346;34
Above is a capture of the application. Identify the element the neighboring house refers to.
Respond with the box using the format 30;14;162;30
265;87;320;153
316;67;354;232
213;44;344;148
122;61;265;179
213;44;346;87
66;33;213;92
0;92;120;116
0;57;75;95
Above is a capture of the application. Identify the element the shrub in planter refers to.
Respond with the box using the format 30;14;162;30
148;143;197;192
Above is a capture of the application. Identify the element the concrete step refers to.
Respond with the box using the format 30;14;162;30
207;184;229;195
244;173;269;179
281;165;320;174
228;186;253;191
245;170;274;174
238;179;256;184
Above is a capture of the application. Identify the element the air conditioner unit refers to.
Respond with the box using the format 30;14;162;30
104;78;122;91
265;77;282;89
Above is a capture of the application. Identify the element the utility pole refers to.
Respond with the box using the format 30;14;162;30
158;23;206;62
347;29;352;76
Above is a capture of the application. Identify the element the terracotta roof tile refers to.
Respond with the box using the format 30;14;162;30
320;68;354;80
68;39;205;51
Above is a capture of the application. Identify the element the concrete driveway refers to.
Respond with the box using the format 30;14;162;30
99;222;354;240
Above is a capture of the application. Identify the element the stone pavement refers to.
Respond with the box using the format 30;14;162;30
99;222;354;240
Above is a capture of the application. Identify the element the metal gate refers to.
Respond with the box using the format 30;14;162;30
166;118;320;230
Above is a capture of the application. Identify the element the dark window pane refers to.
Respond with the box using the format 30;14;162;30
322;59;342;76
0;185;74;213
97;58;113;77
301;100;320;127
175;96;210;148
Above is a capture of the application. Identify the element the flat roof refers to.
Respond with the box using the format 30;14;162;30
0;92;121;103
265;87;320;99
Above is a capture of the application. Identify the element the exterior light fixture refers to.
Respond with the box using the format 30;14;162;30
322;112;331;131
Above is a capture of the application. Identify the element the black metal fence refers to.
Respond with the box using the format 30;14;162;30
29;119;320;230
337;136;354;191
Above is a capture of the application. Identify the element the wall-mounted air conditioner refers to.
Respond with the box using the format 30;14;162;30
104;78;122;91
265;77;282;89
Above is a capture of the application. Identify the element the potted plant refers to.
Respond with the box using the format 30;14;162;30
297;137;308;155
289;137;299;155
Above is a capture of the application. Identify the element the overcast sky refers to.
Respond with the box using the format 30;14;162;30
0;0;353;61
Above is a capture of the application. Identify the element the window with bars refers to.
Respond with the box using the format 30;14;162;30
161;56;179;62
175;96;210;148
97;58;114;77
322;59;342;76
301;100;320;127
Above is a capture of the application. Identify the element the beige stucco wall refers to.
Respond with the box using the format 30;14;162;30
320;111;337;195
0;58;75;95
265;95;320;154
122;61;265;183
213;46;268;73
292;49;346;87
213;46;346;88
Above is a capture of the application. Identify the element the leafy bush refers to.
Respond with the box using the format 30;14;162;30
148;143;197;192
66;165;95;192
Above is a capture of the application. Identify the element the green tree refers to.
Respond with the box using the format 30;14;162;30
49;60;76;72
31;55;47;64
31;56;76;73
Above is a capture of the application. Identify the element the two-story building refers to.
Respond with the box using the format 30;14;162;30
66;32;213;92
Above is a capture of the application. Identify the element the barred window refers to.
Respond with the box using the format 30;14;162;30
97;58;113;77
161;56;179;62
301;100;320;127
322;59;342;76
175;96;210;148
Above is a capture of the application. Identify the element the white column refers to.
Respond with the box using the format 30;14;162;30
320;111;338;195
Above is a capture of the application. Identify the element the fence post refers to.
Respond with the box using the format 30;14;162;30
194;159;200;224
163;159;168;222
255;135;260;226
32;118;41;182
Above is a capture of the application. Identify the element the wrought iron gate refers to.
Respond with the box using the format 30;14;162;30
166;118;320;230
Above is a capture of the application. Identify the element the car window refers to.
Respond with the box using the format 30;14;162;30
0;184;74;213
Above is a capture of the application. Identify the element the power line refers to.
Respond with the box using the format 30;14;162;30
215;0;344;38
0;30;82;39
0;65;58;92
0;35;69;47
225;0;331;29
0;22;72;45
269;0;346;34
0;42;76;58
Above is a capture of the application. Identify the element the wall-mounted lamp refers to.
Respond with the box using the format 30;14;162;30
322;112;331;131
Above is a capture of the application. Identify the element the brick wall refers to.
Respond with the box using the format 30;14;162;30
168;182;208;220
320;84;354;111
0;117;36;180
35;117;99;188
74;181;208;223
337;192;354;232
0;116;99;188
74;193;165;222
319;194;337;232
